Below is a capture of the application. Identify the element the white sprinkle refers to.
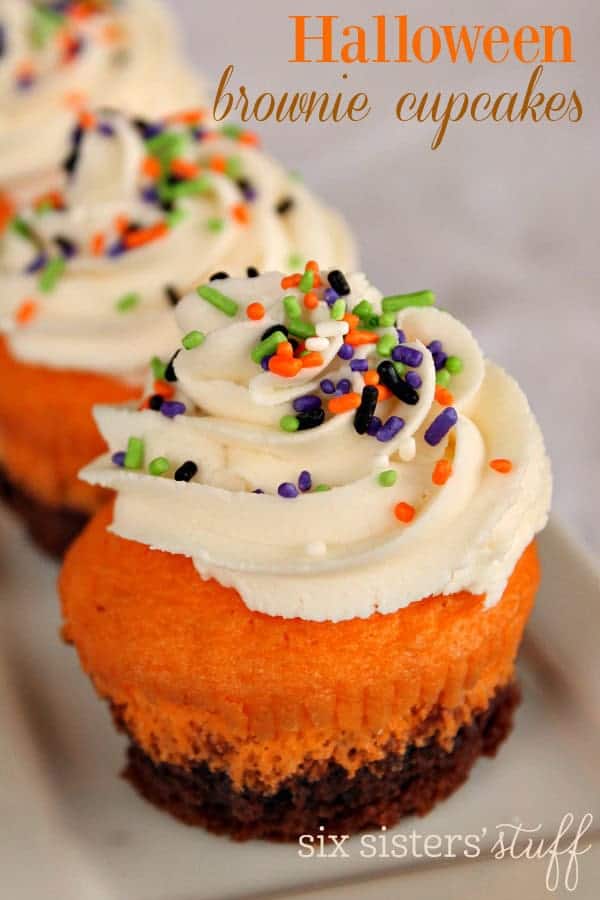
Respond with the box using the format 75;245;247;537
306;541;327;557
305;336;329;352
397;438;416;462
374;454;390;469
316;320;349;338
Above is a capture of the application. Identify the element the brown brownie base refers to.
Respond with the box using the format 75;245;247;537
123;681;520;841
0;464;89;559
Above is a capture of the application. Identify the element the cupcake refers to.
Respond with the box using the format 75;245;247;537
0;0;204;203
60;267;551;839
0;112;357;556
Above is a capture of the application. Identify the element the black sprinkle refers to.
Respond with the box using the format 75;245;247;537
260;324;288;341
246;266;259;278
164;285;180;306
209;271;229;281
0;25;5;59
149;394;164;411
377;361;420;405
160;199;175;213
297;409;325;431
276;196;295;216
54;235;78;258
354;386;379;435
327;270;351;297
164;350;181;383
174;461;198;483
62;125;84;176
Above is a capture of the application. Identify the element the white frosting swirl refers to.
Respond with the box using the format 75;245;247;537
0;0;204;193
0;111;356;378
80;271;552;622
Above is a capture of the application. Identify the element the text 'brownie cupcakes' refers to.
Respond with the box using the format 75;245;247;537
0;114;356;555
60;266;551;839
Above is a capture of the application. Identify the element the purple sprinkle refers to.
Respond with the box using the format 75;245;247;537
278;482;299;499
396;329;406;343
193;127;207;141
293;395;322;413
112;451;125;467
320;378;336;394
337;378;351;394
367;415;382;437
141;123;163;140
25;253;48;274
241;183;257;203
424;407;458;447
376;416;405;442
337;343;354;360
405;371;422;389
324;288;339;306
432;351;448;370
107;240;126;257
161;400;186;418
261;354;274;371
141;186;159;204
98;122;115;137
252;488;264;494
298;470;312;492
428;340;443;354
350;358;368;372
392;346;423;367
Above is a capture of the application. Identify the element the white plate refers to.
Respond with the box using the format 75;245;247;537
1;511;599;900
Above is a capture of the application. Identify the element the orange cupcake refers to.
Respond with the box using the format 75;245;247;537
0;112;356;555
60;268;551;838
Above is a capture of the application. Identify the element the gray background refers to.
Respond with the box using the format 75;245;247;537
170;0;599;555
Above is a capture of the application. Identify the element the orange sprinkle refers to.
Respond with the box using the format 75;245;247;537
167;109;207;125
435;386;455;407
363;371;379;387
376;384;392;402
490;458;513;474
15;299;38;326
276;341;294;359
89;232;105;256
63;91;87;109
300;351;323;368
246;302;265;321
102;22;124;44
142;156;162;179
139;398;151;411
345;330;379;347
343;313;360;330
238;131;259;147
153;380;175;400
0;193;14;234
124;223;168;249
281;274;301;289
170;158;199;179
114;214;129;234
210;155;227;174
328;393;361;415
78;110;97;131
394;502;415;524
432;459;453;486
269;356;302;378
303;291;319;310
232;203;250;225
305;260;319;273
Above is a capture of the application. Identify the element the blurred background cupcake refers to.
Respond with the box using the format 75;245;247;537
0;0;205;205
0;107;357;556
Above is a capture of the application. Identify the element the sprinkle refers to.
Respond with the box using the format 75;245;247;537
300;351;324;369
276;196;295;215
124;222;168;249
247;266;260;278
379;312;396;327
207;217;225;232
367;416;382;436
377;361;420;405
269;356;302;377
350;359;369;372
432;459;453;485
151;356;166;380
232;203;249;224
393;361;406;376
364;371;379;386
164;350;181;382
436;369;451;388
324;288;339;306
298;470;312;492
281;274;301;290
432;351;448;371
246;302;265;321
328;270;350;296
261;323;288;340
376;416;405;442
329;392;361;415
394;502;415;523
174;461;198;482
316;320;349;338
382;290;435;313
424;408;458;446
320;378;336;394
197;284;239;317
149;394;164;411
165;285;181;306
111;451;125;467
283;295;301;319
330;299;346;320
435;386;454;406
345;330;379;346
303;291;319;310
124;437;144;470
210;271;229;281
299;270;314;292
396;329;407;343
353;385;378;435
378;470;397;487
428;340;443;354
377;334;397;357
153;380;175;399
278;482;298;499
280;415;300;432
251;330;287;363
115;292;140;313
445;355;464;374
337;343;354;360
305;336;328;352
392;346;423;367
142;156;162;179
293;395;321;414
149;457;169;476
15;299;38;325
38;257;66;293
287;319;316;339
405;371;422;389
352;300;372;319
337;378;352;394
490;458;513;474
314;484;331;492
161;401;186;419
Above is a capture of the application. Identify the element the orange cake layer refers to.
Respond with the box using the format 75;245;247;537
0;337;140;512
61;504;540;791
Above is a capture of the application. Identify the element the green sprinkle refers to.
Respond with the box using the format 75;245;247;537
165;207;187;228
445;355;463;375
149;457;169;477
251;330;287;364
220;123;243;139
280;415;300;433
206;217;225;232
377;334;397;357
124;437;144;470
288;252;304;269
283;295;302;319
38;256;66;293
393;361;407;376
182;330;205;350
436;369;451;387
170;175;212;198
11;217;33;238
299;270;314;292
378;470;398;488
36;201;53;215
225;156;243;179
115;292;140;313
379;311;396;327
146;131;188;163
382;290;436;314
353;300;373;320
151;356;166;380
287;318;316;339
331;299;346;320
197;284;239;317
314;484;331;492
